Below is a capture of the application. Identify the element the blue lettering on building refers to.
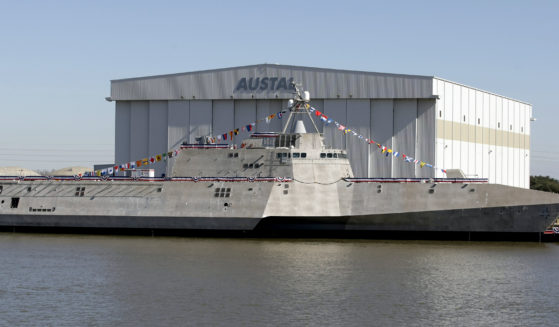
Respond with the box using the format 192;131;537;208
235;77;295;92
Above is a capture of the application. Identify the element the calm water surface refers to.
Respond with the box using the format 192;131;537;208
1;233;558;326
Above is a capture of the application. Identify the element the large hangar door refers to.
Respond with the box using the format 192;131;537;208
346;100;370;177
168;100;190;150
213;100;234;141
189;100;212;143
393;100;417;178
370;100;393;178
115;101;131;165
148;101;168;176
323;99;347;151
416;99;436;178
234;100;256;146
256;100;283;133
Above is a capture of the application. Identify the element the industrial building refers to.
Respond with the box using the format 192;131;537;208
109;64;531;188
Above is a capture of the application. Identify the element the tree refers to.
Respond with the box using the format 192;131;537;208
530;175;559;193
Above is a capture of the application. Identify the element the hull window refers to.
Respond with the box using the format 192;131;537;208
75;187;85;197
214;187;231;198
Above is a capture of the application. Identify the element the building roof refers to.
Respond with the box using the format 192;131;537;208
110;64;435;101
0;167;40;176
50;166;91;176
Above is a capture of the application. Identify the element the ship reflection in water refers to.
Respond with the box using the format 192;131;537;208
1;234;558;326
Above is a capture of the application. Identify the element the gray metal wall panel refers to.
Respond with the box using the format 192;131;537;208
115;101;131;166
129;101;149;164
346;100;370;177
168;100;190;150
212;100;234;140
110;64;434;101
148;101;168;176
370;100;393;177
189;101;212;143
234;100;256;145
416;99;436;178
392;100;417;177
323;100;347;151
255;100;282;133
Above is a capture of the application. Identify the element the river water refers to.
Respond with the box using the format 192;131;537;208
1;234;558;326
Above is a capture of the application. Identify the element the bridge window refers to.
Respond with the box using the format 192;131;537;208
320;153;326;158
293;153;300;158
275;134;297;148
301;153;307;158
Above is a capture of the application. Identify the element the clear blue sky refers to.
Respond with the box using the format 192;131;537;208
1;0;558;177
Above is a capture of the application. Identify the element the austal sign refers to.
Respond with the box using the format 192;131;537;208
234;77;295;92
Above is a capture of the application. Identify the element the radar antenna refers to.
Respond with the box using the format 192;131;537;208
281;82;321;134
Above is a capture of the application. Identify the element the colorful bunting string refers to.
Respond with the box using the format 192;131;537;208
308;106;447;175
87;104;446;177
86;110;287;177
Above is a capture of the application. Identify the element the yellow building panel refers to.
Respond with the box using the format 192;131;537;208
437;119;529;149
453;122;460;141
445;120;453;140
469;125;476;143
489;128;496;146
476;126;483;143
496;129;502;147
461;124;469;142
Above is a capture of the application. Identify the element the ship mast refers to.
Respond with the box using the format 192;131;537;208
281;82;321;134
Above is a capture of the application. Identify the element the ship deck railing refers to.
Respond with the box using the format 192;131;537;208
1;176;488;184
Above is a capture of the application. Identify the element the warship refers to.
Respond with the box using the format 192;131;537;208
1;85;559;240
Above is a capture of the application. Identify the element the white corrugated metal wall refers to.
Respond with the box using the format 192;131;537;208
115;98;436;178
433;78;530;188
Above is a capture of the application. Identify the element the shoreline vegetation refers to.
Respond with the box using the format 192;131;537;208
530;175;559;193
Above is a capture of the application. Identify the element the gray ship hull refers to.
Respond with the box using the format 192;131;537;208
1;201;557;240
